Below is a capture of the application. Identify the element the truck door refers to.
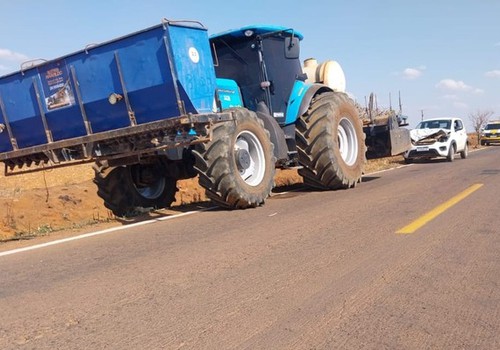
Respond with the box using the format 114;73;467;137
454;119;467;150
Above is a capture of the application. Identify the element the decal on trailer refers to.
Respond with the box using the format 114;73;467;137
188;47;200;63
38;60;75;111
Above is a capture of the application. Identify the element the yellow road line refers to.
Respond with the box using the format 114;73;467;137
397;183;483;234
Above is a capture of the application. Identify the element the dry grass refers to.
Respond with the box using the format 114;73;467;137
0;156;408;241
4;133;481;242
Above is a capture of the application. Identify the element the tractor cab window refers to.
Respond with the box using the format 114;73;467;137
212;37;265;112
260;35;302;121
211;32;302;122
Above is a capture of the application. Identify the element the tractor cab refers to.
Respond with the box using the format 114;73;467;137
210;25;304;125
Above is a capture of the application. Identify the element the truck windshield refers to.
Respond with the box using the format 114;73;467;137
418;120;451;130
485;123;500;130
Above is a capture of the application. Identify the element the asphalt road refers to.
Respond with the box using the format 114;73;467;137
1;147;499;349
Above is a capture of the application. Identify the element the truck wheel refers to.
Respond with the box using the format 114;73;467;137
193;108;276;209
296;91;366;189
460;143;468;159
447;143;456;162
93;162;178;217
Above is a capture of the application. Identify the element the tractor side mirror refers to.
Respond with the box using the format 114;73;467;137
285;37;300;59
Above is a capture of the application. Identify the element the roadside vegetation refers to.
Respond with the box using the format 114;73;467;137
0;134;482;242
468;110;494;145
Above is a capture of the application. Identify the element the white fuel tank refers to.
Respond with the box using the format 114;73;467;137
302;58;346;93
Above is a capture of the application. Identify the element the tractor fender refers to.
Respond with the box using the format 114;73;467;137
256;102;289;163
286;82;333;124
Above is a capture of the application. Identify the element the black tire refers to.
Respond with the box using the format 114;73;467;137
93;162;178;217
193;108;276;209
447;143;456;162
296;91;366;189
404;157;413;164
460;143;468;159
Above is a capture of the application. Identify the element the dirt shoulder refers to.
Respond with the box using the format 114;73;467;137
0;156;408;242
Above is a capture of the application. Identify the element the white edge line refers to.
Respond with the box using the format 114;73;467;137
0;160;417;257
0;206;217;258
366;163;412;175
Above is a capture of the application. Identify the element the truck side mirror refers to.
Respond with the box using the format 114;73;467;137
285;37;300;59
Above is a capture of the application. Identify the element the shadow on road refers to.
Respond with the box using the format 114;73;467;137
361;176;381;183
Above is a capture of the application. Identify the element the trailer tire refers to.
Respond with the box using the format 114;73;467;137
193;108;276;209
296;91;366;189
93;163;178;217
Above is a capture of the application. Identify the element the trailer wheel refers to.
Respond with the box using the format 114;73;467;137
296;91;366;189
193;108;276;209
93;162;178;217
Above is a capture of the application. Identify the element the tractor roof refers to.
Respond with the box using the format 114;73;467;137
211;25;304;41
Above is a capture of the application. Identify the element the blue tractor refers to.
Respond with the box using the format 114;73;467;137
193;25;366;208
0;20;366;216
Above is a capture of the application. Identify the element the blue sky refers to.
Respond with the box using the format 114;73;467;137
1;0;499;129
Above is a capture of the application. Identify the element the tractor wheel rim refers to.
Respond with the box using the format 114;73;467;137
338;117;359;166
234;130;266;186
135;177;166;199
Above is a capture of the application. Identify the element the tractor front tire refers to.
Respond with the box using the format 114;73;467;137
193;108;276;209
296;91;366;189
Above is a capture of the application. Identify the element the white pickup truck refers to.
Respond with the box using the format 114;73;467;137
404;117;469;163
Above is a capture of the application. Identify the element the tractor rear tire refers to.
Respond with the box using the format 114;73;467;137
93;162;178;217
296;91;366;189
193;108;276;209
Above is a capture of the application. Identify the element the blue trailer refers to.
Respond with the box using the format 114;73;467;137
0;19;366;216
